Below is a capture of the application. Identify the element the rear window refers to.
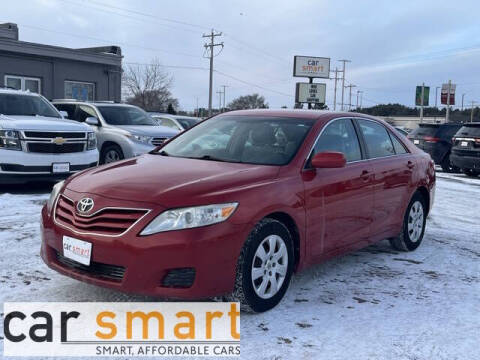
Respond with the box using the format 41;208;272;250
455;125;480;137
410;125;439;137
410;124;461;139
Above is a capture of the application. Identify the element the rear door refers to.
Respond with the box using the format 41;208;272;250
356;118;415;240
303;118;374;258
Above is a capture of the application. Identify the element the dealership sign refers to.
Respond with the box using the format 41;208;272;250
415;85;430;106
293;56;330;78
3;302;240;357
295;83;326;104
441;83;456;105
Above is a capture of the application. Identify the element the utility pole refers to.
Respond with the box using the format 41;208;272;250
356;90;363;110
195;97;199;117
338;59;350;111
203;29;223;116
471;101;476;123
330;68;340;111
446;80;452;123
435;86;440;108
221;85;228;110
420;83;425;123
216;89;223;112
345;84;356;111
462;93;466;111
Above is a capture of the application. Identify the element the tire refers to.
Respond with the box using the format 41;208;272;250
100;144;124;164
228;218;294;313
389;192;427;252
463;169;479;178
440;154;453;173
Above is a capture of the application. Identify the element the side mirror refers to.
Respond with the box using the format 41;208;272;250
59;111;68;119
311;151;346;168
85;117;100;126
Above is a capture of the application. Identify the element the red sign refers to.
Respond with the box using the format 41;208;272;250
441;83;456;105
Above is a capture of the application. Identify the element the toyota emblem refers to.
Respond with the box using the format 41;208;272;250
77;198;94;214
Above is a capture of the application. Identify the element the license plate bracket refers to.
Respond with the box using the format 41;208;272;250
62;236;92;266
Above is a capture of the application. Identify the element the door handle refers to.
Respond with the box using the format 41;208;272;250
360;170;371;181
407;161;415;169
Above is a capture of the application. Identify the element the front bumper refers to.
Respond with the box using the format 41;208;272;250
450;154;480;170
0;148;99;184
40;192;250;299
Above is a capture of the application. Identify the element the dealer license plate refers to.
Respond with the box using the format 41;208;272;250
52;162;70;173
461;141;469;147
62;236;92;266
413;140;420;144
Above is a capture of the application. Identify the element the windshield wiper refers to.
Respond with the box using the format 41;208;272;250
193;155;238;163
158;150;169;156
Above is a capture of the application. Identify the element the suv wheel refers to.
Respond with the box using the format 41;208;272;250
229;218;294;313
389;192;427;251
463;169;479;177
101;144;124;164
440;154;459;173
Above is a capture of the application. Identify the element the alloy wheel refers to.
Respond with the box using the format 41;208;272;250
104;150;120;163
408;201;424;242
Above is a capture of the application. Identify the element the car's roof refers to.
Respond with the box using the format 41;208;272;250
0;88;39;96
52;100;136;108
222;109;371;121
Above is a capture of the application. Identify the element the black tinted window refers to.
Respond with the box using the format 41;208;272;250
54;104;76;119
456;125;480;137
358;119;395;158
0;94;60;118
313;118;362;162
98;106;156;126
410;125;438;137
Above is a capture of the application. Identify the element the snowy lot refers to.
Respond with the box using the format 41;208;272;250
1;172;479;359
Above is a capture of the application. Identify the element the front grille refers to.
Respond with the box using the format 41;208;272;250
24;131;86;139
151;137;168;146
55;251;126;281
0;162;97;173
452;149;480;157
162;268;196;288
55;195;149;236
28;143;85;153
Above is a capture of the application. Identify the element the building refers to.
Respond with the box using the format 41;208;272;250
0;23;122;102
381;116;446;131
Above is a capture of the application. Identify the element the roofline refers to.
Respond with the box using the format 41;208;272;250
0;38;122;67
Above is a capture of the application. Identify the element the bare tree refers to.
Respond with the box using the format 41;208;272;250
122;59;179;112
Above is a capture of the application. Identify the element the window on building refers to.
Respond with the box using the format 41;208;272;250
65;81;95;101
5;75;41;94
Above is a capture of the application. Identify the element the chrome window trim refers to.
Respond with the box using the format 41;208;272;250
303;116;412;169
53;194;152;238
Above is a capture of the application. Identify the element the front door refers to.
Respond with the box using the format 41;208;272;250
303;118;374;259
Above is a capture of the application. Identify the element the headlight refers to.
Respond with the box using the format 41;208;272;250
47;180;64;213
127;134;152;144
140;203;238;235
0;130;21;151
87;132;97;150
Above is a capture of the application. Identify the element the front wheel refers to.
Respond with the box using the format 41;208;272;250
229;218;294;312
389;192;427;251
101;144;124;164
463;169;479;178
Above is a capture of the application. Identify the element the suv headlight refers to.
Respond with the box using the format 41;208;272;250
127;134;152;144
47;180;65;213
0;130;21;151
140;203;238;235
87;132;97;150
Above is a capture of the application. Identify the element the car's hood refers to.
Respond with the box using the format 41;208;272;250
116;125;179;137
0;115;90;131
66;154;280;206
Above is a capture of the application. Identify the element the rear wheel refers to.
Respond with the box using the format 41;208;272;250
440;154;458;173
389;192;427;251
101;144;124;164
463;169;480;177
229;218;294;313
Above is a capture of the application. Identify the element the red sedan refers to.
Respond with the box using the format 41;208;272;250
41;110;435;312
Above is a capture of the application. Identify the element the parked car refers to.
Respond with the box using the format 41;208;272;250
53;101;179;164
451;123;480;177
149;113;202;131
41;110;435;312
0;89;98;184
407;123;462;172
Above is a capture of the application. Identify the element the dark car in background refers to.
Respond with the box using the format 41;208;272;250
408;123;462;172
451;123;480;177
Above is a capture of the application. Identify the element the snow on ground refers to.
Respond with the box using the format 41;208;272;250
1;173;479;359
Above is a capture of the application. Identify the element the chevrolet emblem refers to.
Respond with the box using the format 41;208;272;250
52;137;67;145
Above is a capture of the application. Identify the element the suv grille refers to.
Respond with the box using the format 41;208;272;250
55;251;126;281
24;131;86;139
28;143;85;153
152;137;168;146
54;195;149;236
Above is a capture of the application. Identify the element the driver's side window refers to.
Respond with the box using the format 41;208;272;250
312;118;362;163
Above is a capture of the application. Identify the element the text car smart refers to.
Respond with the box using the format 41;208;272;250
41;110;435;312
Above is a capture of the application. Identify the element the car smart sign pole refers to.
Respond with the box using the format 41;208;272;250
293;56;330;109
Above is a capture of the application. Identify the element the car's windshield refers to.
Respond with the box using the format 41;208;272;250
177;118;200;129
97;105;156;126
0;94;61;118
157;115;313;165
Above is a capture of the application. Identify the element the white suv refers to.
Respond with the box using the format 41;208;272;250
0;89;99;184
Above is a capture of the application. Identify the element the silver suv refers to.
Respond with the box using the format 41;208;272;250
53;101;179;164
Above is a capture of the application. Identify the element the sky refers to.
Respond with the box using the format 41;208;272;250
3;0;480;111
